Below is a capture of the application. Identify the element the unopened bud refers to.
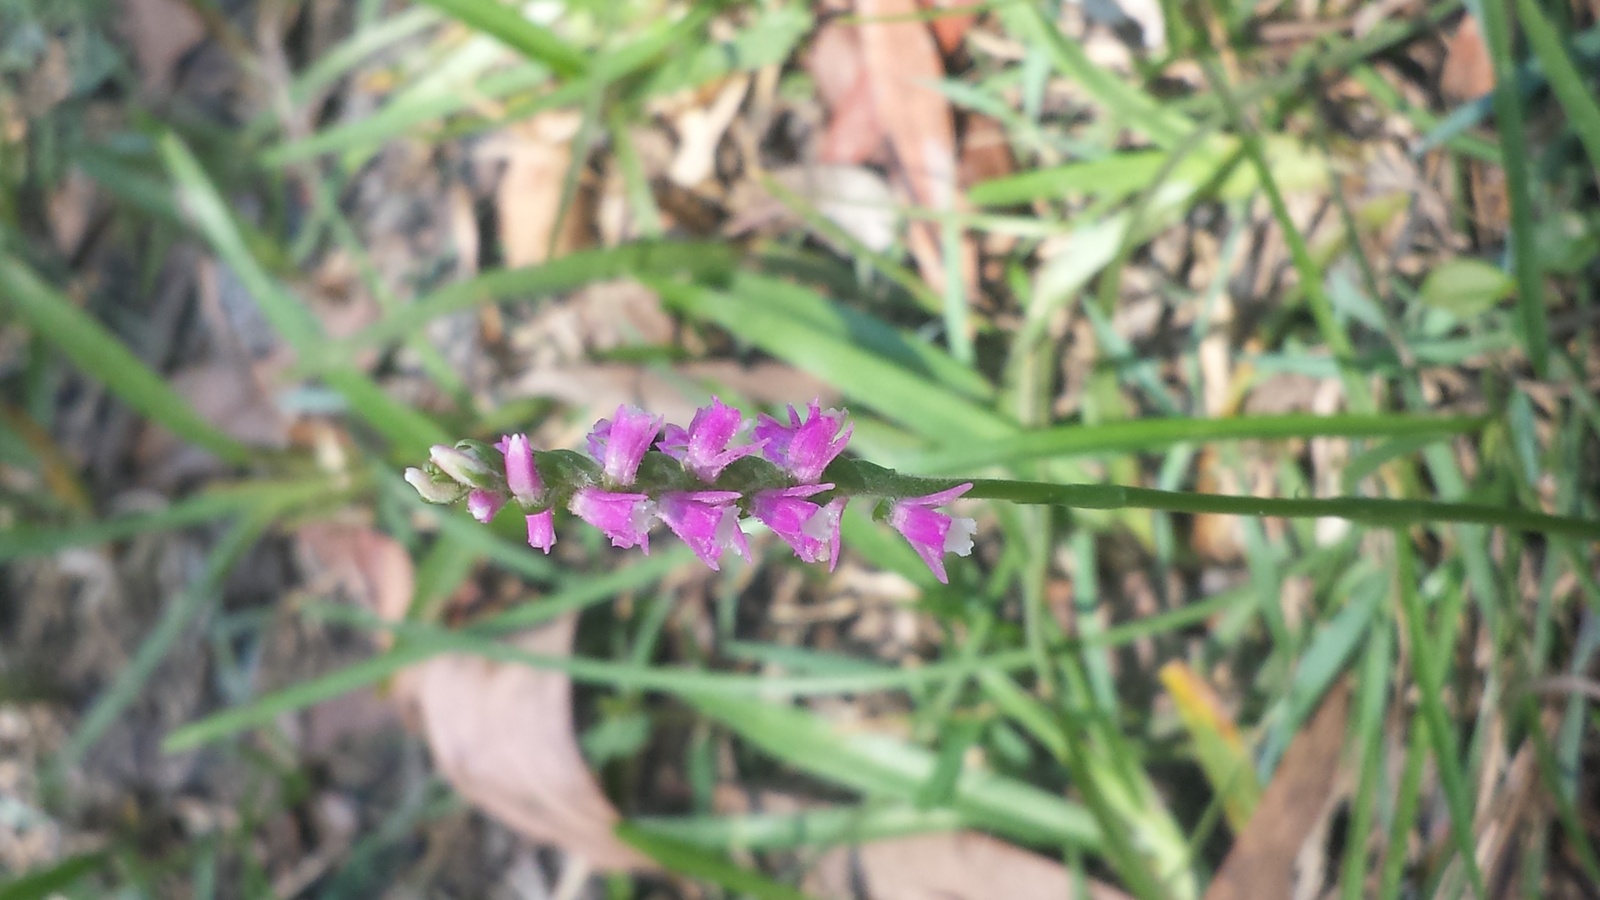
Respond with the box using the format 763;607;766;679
429;444;494;488
406;467;466;504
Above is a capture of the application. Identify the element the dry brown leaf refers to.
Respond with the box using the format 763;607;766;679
856;0;977;300
1203;680;1351;900
808;21;887;166
295;522;415;625
1440;15;1493;102
957;113;1014;190
393;614;654;872
492;112;589;268
806;831;1133;900
916;0;985;55
294;523;644;870
46;167;99;258
118;0;207;95
857;0;957;213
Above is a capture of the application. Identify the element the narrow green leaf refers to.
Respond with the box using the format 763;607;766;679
0;256;253;465
655;274;1013;442
160;132;447;456
318;240;737;359
615;824;818;900
900;413;1484;472
1477;0;1551;376
686;693;1101;850
631;805;966;852
63;514;272;767
1515;0;1600;176
0;852;108;900
413;0;586;77
0;478;340;563
1395;538;1486;897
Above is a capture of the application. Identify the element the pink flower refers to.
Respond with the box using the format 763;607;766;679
657;397;761;482
586;406;663;485
467;489;505;524
497;433;542;504
525;510;557;554
749;484;844;568
754;400;852;483
570;486;655;551
657;490;750;570
888;484;976;584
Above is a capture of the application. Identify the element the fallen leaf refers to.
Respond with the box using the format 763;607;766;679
1203;680;1351;900
295;522;415;625
294;522;647;870
491;111;589;268
856;0;977;300
808;21;887;166
46;167;99;259
857;0;957;213
806;831;1133;900
916;0;985;55
957;113;1014;190
393;614;654;872
1440;15;1493;102
118;0;207;95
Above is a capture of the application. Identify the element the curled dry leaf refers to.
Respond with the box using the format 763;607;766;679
806;831;1133;900
392;614;654;872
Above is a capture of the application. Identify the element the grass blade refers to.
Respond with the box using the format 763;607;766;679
61;513;272;767
615;824;818;900
0;256;254;465
900;413;1485;471
1477;0;1551;376
686;692;1101;850
413;0;585;77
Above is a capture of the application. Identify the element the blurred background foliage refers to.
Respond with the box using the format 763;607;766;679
2;0;1600;897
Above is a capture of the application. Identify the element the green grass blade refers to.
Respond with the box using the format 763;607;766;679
0;256;254;465
630;805;967;853
1515;0;1600;174
0;852;109;900
1478;0;1551;376
0;478;342;563
61;513;272;768
614;824;818;900
413;0;586;77
900;413;1485;471
316;240;737;359
1394;538;1486;897
162;551;687;751
686;693;1101;850
654;274;1013;442
159;132;447;456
